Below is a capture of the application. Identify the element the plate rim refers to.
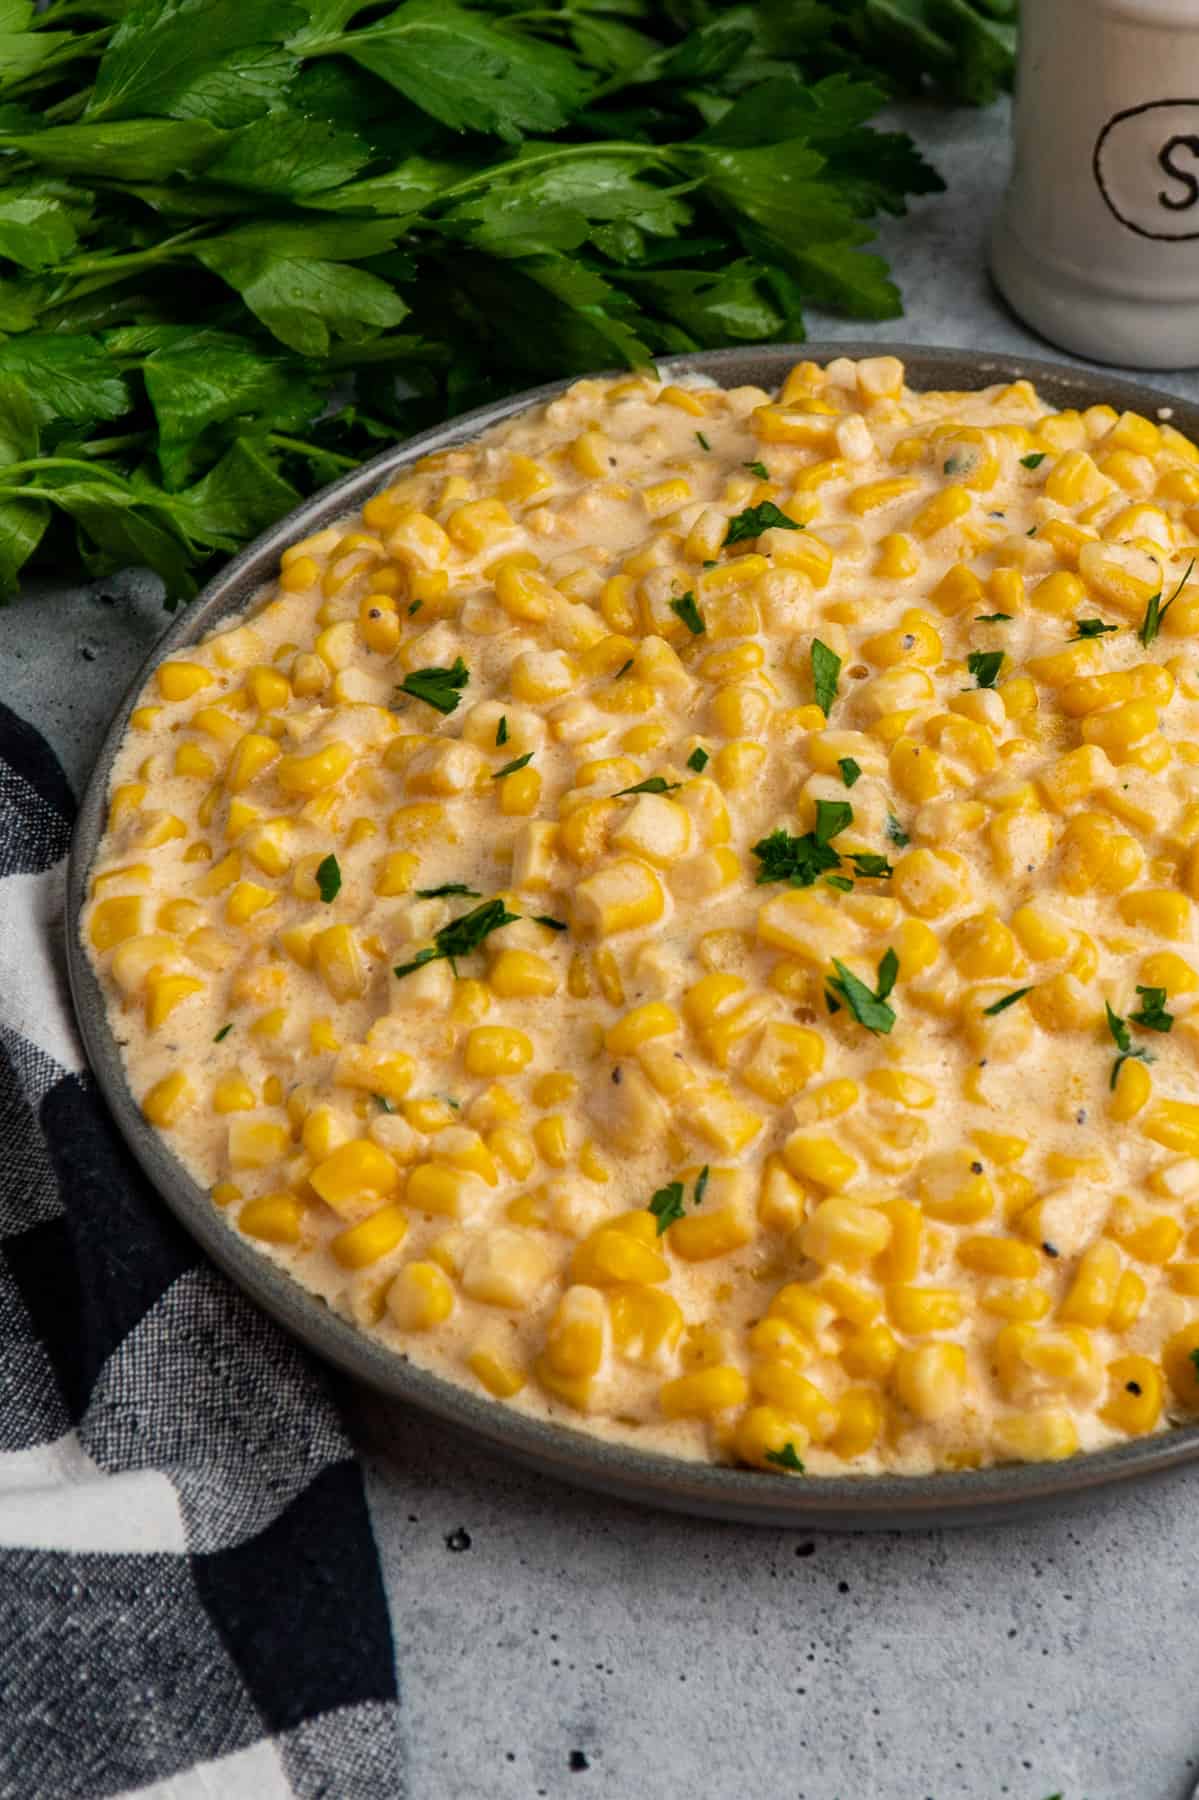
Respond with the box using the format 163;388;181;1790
66;339;1199;1529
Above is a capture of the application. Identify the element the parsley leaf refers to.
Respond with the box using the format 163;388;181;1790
1106;1000;1156;1089
397;657;469;715
975;612;1011;623
612;776;680;797
394;897;519;980
744;460;769;480
1140;558;1194;647
693;1165;710;1208
983;986;1033;1016
614;659;633;679
695;430;710;451
826;950;898;1035
1020;451;1047;469
752;827;841;889
764;1442;805;1473
649;1181;685;1234
213;1022;233;1042
374;1093;395;1112
1130;985;1174;1033
724;500;802;546
316;853;341;903
1071;618;1119;640
533;913;567;932
814;798;853;845
811;638;841;716
670;590;705;635
847;852;892;879
886;814;909;848
496;716;508;747
967;649;1004;688
415;883;480;898
493;752;533;779
687;746;709;773
838;756;861;788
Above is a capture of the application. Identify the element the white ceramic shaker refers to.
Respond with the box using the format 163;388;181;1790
991;0;1199;368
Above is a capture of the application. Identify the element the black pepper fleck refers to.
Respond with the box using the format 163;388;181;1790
1042;1242;1060;1258
611;1067;622;1084
1076;1108;1087;1124
970;1161;983;1175
1126;1380;1142;1395
444;1527;472;1552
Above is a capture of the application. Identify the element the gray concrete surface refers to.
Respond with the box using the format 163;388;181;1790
6;96;1199;1800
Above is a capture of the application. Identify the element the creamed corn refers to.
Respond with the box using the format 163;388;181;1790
86;357;1199;1476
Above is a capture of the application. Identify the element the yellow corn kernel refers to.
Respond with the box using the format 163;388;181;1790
829;1388;883;1460
894;1343;967;1420
1099;1354;1162;1435
892;847;966;919
157;660;214;702
330;1202;409;1270
225;733;280;792
992;1410;1079;1464
841;1320;899;1381
374;850;419;898
276;741;354;795
660;1365;747;1419
573;858;665;937
669;1195;755;1262
740;1023;825;1105
958;1235;1039;1279
468;1346;526;1398
388;1260;454;1331
1059;812;1144;895
310;924;366;1002
801;1196;891;1266
608;1286;684;1367
238;1192;303;1245
606;1001;680;1056
486;949;557;1000
782;1132;857;1192
310;1139;400;1217
887;1284;964;1334
848;476;921;515
1142;1099;1199;1154
1056;1241;1121;1327
872;1199;922;1284
225;881;276;927
542;1285;606;1383
1109;1054;1152;1121
1119;889;1191;939
735;1406;811;1471
750;1365;837;1440
911;484;971;538
464;1026;534;1077
226;1118;290;1172
141;1071;194;1127
212;1070;258;1115
89;895;149;952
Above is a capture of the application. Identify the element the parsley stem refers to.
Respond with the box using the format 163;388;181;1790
268;433;358;469
56;227;204;276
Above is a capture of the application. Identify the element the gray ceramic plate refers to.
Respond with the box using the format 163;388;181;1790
66;342;1199;1528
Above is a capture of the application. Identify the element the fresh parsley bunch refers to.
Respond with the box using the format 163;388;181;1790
0;0;1012;602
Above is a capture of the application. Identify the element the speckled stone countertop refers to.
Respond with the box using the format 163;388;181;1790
8;97;1199;1800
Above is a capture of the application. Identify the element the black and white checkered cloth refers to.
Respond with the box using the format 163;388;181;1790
0;701;404;1798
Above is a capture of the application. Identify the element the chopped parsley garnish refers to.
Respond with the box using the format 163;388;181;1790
1106;1000;1157;1089
408;600;423;616
397;656;469;715
687;746;710;773
496;716;509;747
695;430;711;451
612;776;680;797
744;460;770;480
975;612;1012;623
886;813;910;848
493;752;534;779
1130;985;1174;1033
614;658;634;678
838;756;861;788
847;852;893;879
316;854;341;904
394;897;519;980
826;949;898;1035
213;1023;233;1043
1139;558;1194;647
764;1442;806;1473
1071;618;1119;640
983;986;1033;1016
533;914;568;932
374;1094;395;1113
814;798;852;843
751;799;853;890
670;591;706;635
1020;451;1047;469
702;560;718;570
649;1181;686;1234
1190;1347;1199;1379
943;455;968;476
416;883;481;898
811;638;841;716
825;874;854;892
724;500;802;546
966;649;1004;689
694;1165;710;1207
